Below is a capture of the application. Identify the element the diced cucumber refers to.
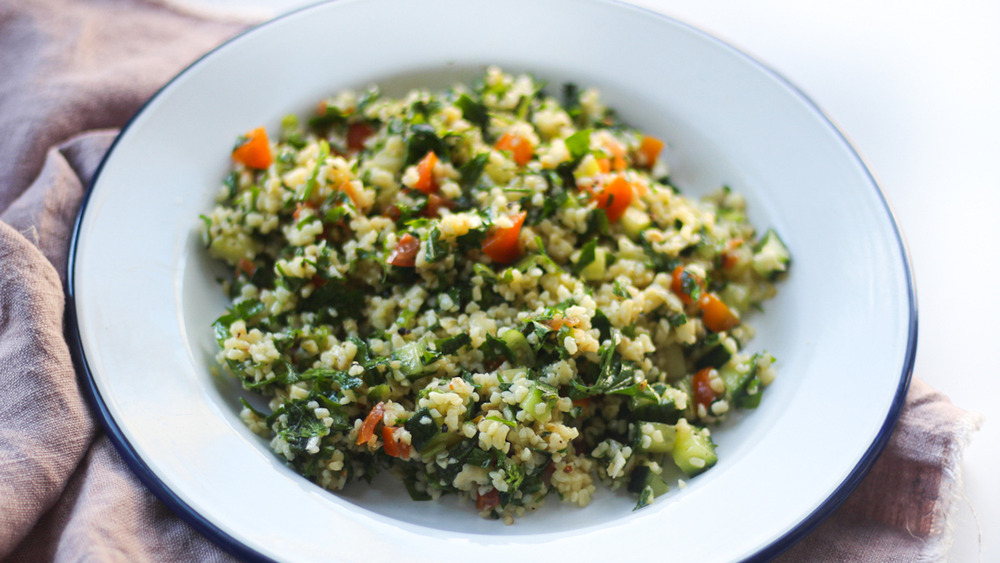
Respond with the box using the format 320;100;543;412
579;247;607;281
693;338;732;370
208;233;256;265
472;262;498;282
367;384;391;403
418;431;463;457
621;207;651;241
718;208;745;225
752;229;790;279
662;343;687;381
738;376;763;409
520;381;558;423
718;353;768;409
497;367;528;382
628;465;671;506
573;154;602;181
501;328;536;368
394;308;418;330
392;341;435;379
719;283;751;314
671;419;718;477
718;363;750;400
636;421;677;454
630;386;680;424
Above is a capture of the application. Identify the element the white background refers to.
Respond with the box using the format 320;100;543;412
171;0;1000;559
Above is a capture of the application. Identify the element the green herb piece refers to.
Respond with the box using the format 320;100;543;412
404;124;445;166
565;129;591;161
300;140;330;202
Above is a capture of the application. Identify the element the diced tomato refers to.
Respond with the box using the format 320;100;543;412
698;292;740;332
602;136;626;158
545;316;580;331
597;158;611;174
387;233;421;267
338;180;362;209
346;122;375;152
381;425;411;459
237;258;256;277
595;136;629;171
542;461;556;486
422;193;456;218
413;151;439;194
495;132;534;166
670;265;705;305
481;211;527;264
232;127;272;170
292;201;314;221
384;204;402;221
692;367;718;410
475;488;501;511
593;176;633;222
637;135;665;168
356;401;386;446
721;239;744;270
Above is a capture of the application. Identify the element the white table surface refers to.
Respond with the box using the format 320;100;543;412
171;0;1000;559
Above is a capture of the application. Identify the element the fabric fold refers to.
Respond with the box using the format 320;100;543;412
0;0;984;560
1;131;116;284
778;379;984;561
0;221;96;554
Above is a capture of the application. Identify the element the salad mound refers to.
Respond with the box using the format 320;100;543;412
200;66;790;523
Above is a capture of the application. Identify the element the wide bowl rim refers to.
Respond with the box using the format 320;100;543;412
66;1;917;561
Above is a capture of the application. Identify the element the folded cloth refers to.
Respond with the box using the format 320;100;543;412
0;0;984;561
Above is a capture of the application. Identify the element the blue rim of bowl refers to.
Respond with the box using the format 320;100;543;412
65;1;917;561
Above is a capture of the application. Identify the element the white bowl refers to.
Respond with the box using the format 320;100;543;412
68;0;916;560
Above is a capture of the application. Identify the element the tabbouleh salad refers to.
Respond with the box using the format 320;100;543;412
200;67;790;523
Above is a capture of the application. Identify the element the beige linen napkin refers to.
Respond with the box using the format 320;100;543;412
0;0;984;560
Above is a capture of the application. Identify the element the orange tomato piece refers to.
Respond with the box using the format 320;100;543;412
597;158;611;174
237;258;256;277
481;211;527;264
670;265;705;305
338;180;361;208
422;193;456;218
593;176;634;222
698;292;740;332
721;239;744;270
387;233;421;267
545;316;580;331
692;367;718;410
475;488;501;511
292;201;314;221
638;135;665;168
356;401;386;446
384;204;402;221
346;122;375;152
602;136;627;158
232;126;272;170
381;425;410;459
495;132;534;166
414;151;439;194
